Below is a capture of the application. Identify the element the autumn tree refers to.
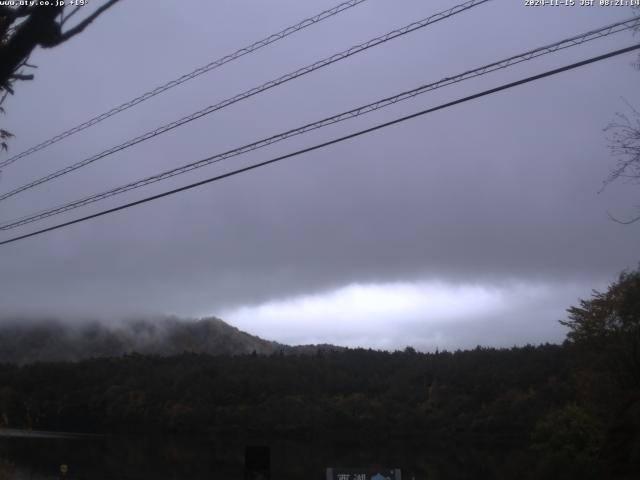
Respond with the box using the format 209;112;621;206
561;266;640;389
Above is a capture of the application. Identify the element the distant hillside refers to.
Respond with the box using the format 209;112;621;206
0;316;339;364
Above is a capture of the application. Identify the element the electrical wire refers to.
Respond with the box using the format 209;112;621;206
1;43;638;247
0;0;370;169
2;16;637;231
0;0;490;202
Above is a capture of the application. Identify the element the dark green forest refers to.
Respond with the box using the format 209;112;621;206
0;268;639;478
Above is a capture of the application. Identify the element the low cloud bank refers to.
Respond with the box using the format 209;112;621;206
222;279;595;351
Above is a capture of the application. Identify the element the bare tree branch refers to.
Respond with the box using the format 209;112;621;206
0;128;14;152
9;73;33;81
51;0;121;46
0;6;63;85
0;6;37;20
602;94;640;223
606;210;640;225
0;1;122;151
603;100;640;187
60;5;83;27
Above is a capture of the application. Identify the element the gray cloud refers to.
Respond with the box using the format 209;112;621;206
0;0;638;348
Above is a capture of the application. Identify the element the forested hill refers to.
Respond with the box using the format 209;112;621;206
0;345;571;438
0;316;338;364
1;269;638;477
1;343;638;477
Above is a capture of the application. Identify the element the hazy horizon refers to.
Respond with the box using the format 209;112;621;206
0;0;638;351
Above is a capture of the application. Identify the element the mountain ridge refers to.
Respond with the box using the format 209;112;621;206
0;316;341;364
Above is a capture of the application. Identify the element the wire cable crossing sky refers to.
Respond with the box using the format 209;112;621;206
1;17;637;232
0;0;371;169
1;0;638;351
1;42;638;247
0;0;491;204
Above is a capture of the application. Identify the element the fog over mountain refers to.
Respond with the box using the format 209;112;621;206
0;316;343;364
0;0;638;349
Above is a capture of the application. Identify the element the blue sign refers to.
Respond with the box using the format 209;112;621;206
326;468;401;480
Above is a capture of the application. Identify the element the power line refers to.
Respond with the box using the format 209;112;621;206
0;0;490;203
2;17;637;231
1;43;638;248
0;0;370;169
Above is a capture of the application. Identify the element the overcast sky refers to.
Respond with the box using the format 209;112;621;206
0;0;638;351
